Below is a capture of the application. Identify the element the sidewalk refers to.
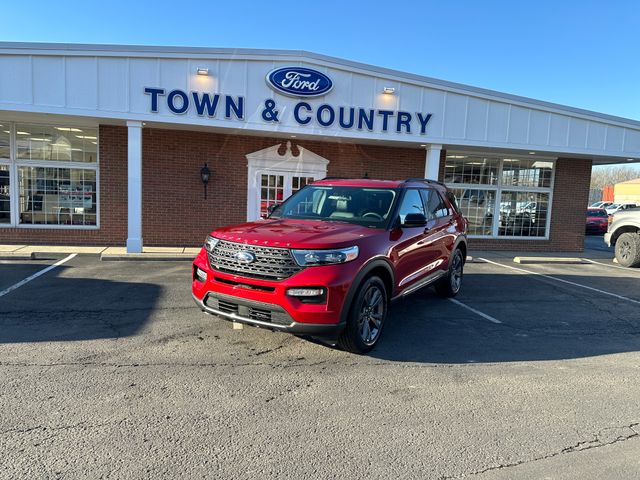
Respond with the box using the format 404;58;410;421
0;244;200;260
1;237;614;263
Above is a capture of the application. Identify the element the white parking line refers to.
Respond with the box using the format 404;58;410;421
478;257;640;306
0;254;77;298
448;298;502;324
583;258;640;274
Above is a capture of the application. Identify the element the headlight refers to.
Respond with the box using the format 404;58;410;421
204;235;219;252
291;246;359;266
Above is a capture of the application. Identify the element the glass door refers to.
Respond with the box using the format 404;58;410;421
256;171;322;219
258;173;284;218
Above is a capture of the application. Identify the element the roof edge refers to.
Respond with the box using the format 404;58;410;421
1;41;639;129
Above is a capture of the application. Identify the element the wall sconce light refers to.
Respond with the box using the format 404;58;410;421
383;87;396;94
196;67;209;76
200;163;211;199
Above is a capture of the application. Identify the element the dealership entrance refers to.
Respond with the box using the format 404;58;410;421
246;142;329;221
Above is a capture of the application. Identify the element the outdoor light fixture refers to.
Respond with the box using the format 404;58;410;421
383;87;396;94
196;67;209;76
200;163;211;199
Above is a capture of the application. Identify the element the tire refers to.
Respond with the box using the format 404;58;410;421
434;249;464;297
337;276;388;354
615;232;640;268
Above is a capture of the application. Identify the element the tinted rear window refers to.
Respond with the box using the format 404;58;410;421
587;209;607;217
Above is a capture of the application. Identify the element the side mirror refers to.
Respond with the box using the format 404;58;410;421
402;212;427;227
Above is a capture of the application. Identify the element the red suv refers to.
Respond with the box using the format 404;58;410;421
192;178;468;353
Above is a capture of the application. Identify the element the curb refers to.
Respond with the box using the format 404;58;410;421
101;253;195;261
513;256;588;265
466;256;486;264
32;252;102;259
0;252;35;260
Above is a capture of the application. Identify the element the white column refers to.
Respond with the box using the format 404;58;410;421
424;144;443;181
126;121;143;253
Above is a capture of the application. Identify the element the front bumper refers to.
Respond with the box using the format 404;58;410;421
586;223;608;233
191;248;357;337
192;292;343;337
604;232;612;246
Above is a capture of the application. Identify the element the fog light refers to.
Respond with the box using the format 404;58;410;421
287;288;324;297
195;266;207;282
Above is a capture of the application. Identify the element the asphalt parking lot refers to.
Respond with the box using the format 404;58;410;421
1;243;639;479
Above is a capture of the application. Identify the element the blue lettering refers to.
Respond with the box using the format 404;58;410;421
316;104;335;127
225;96;244;119
396;111;412;133
294;102;312;125
417;113;432;134
377;110;394;132
192;92;220;117
167;89;189;114
357;109;374;130
144;87;165;113
338;107;355;129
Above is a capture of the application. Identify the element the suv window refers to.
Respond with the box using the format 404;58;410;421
422;189;450;219
446;192;460;214
397;189;425;224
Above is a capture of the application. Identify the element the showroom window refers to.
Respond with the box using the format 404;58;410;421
0;122;99;228
444;153;554;238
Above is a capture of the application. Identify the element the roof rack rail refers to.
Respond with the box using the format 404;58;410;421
402;178;446;187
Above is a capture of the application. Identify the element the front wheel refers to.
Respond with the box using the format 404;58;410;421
337;276;388;354
615;232;640;268
434;249;464;297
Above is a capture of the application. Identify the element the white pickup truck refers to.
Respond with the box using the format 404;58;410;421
604;209;640;267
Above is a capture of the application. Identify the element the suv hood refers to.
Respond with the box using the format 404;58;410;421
612;208;640;221
212;218;379;249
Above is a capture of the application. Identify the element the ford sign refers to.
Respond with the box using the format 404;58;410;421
266;67;333;97
234;251;256;264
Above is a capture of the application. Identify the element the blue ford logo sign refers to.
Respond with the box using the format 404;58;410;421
266;67;333;97
234;251;256;264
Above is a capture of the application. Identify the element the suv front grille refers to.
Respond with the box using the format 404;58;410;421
204;293;293;326
208;239;303;280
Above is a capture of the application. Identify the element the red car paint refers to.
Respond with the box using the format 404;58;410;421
192;178;468;340
586;207;608;234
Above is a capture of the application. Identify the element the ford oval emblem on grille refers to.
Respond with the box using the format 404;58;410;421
234;251;256;264
266;67;333;97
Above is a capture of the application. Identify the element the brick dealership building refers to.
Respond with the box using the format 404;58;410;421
0;43;639;252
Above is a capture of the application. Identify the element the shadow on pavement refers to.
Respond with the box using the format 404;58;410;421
0;264;161;343
369;270;640;364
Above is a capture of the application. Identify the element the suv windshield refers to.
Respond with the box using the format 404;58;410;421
270;185;398;228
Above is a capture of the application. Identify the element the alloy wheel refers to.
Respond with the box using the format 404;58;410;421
619;239;631;262
358;285;385;345
450;252;463;293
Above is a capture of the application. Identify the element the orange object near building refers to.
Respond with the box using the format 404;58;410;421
602;185;615;202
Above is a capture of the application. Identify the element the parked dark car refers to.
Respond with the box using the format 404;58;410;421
585;208;608;234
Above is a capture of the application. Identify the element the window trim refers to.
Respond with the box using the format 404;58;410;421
0;121;100;230
445;153;556;240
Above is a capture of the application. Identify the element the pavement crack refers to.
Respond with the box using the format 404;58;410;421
441;421;640;479
1;419;123;436
252;345;284;356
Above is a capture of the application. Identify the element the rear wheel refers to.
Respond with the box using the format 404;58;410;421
435;249;464;297
615;232;640;267
337;276;387;354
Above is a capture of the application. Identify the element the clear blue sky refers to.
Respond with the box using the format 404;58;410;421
2;0;639;121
